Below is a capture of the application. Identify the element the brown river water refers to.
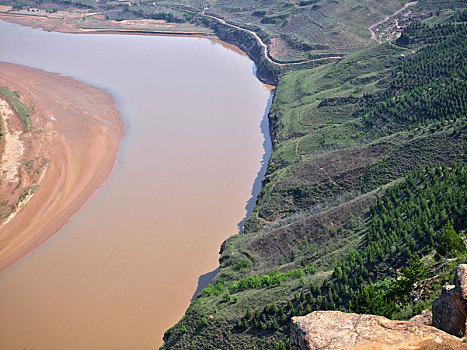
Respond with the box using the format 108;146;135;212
0;21;272;349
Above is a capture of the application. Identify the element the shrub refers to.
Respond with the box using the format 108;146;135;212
436;222;466;258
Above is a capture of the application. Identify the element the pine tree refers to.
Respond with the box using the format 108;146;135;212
245;308;252;319
436;222;467;258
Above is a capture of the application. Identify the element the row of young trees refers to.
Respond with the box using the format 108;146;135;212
358;22;466;126
333;164;466;310
234;163;466;336
399;22;466;46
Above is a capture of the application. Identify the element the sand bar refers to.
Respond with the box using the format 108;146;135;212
0;62;124;273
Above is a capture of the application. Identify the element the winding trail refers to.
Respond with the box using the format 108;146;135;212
368;1;418;43
202;12;342;66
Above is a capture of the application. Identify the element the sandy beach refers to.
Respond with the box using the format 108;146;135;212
0;62;124;273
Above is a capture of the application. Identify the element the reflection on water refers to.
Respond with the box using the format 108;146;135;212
237;91;274;233
0;20;272;349
191;267;220;301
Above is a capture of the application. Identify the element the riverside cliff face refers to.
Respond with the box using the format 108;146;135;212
201;16;279;85
199;15;336;85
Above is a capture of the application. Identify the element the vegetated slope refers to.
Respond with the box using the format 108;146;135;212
246;20;466;232
161;16;467;350
158;0;465;61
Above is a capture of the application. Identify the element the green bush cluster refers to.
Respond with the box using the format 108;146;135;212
436;221;466;258
228;264;316;293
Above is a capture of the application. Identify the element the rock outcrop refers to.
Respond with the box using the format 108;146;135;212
455;264;467;303
200;16;279;85
290;311;465;350
409;309;432;325
432;264;467;337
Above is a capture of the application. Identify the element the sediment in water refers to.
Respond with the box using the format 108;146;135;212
0;61;124;273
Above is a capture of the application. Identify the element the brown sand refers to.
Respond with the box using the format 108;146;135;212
0;62;124;273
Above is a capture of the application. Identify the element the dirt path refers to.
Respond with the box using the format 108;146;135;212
0;62;124;273
202;12;342;66
368;1;418;43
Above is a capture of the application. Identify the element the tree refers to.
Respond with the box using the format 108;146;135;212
222;292;231;302
436;222;466;258
350;284;397;318
245;308;252;319
398;253;428;296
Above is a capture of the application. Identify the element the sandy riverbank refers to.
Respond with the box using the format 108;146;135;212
0;6;215;37
0;62;124;273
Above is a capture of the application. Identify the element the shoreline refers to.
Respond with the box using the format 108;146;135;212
0;10;281;85
0;62;124;274
0;14;278;349
0;22;278;350
0;15;275;275
0;12;217;39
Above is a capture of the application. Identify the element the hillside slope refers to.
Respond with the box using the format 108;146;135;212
161;10;467;350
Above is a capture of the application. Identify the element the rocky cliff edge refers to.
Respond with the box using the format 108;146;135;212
291;311;466;350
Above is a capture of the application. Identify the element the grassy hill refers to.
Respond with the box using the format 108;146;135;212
161;12;467;350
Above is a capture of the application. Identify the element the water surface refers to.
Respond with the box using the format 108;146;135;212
0;21;272;349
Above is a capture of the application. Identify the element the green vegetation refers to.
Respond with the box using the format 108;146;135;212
245;19;466;230
359;23;466;126
436;222;467;258
161;15;467;349
227;264;316;293
0;86;32;131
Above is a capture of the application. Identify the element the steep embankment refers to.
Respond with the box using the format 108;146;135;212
0;62;123;273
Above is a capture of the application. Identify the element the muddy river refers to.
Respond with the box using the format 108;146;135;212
0;20;272;349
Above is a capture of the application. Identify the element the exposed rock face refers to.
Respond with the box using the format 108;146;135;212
432;285;466;337
409;309;432;325
455;264;467;302
432;264;467;337
200;16;279;85
290;311;465;350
